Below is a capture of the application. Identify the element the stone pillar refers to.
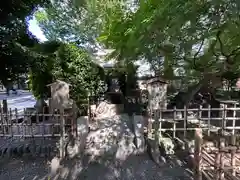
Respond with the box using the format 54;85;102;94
64;116;89;158
115;115;136;160
76;116;89;154
133;115;145;152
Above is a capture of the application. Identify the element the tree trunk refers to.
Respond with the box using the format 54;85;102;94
183;81;204;105
2;80;12;95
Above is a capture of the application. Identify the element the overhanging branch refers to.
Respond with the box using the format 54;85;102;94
192;39;205;70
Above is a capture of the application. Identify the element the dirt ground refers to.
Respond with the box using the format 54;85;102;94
0;153;192;180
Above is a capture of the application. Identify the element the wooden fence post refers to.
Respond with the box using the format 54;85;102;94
198;105;202;128
194;128;203;180
231;135;236;176
0;104;3;134
2;99;7;114
2;99;8;133
72;101;78;138
59;110;65;159
207;104;211;136
184;105;187;138
159;109;162;137
221;105;226;136
232;103;236;135
215;146;221;179
173;106;176;138
219;138;225;180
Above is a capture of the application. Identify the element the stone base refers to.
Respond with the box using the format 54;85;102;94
158;137;175;155
115;138;136;161
133;115;144;136
147;138;161;165
76;116;89;155
134;136;145;153
133;115;145;152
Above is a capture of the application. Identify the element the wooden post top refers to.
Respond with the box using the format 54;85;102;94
195;128;203;139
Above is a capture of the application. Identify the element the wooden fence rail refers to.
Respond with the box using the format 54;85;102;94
148;105;240;139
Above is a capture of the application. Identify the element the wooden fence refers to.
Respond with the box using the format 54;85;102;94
0;110;74;137
0;105;75;158
148;105;240;180
148;104;240;139
194;129;240;180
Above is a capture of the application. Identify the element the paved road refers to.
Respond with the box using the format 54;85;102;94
0;91;36;117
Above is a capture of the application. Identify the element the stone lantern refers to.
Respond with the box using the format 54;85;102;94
146;76;168;111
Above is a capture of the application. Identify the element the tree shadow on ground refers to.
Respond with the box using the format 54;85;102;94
50;150;192;180
0;156;51;180
0;151;192;180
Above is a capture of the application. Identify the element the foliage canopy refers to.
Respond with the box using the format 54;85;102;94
0;0;49;86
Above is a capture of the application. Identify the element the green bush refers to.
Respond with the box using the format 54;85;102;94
29;42;105;104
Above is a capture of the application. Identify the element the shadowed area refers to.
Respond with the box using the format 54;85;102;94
0;153;192;180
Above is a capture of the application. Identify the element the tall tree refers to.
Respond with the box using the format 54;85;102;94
35;0;240;93
0;0;49;86
98;0;240;83
34;0;133;51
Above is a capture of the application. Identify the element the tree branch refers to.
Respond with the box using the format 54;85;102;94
216;30;227;57
228;46;240;57
192;39;205;70
193;39;205;59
